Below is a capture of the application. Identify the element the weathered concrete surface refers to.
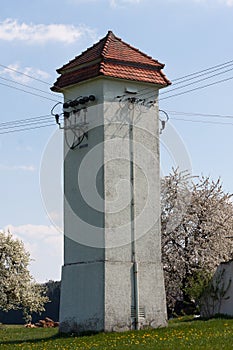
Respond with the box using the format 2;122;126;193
59;262;105;333
59;77;167;333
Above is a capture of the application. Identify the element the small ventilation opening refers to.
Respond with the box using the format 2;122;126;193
131;306;146;319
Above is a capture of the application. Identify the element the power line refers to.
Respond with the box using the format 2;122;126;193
3;58;232;90
171;59;233;82
0;119;54;131
2;116;232;134
1;57;233;105
0;115;52;127
2;58;233;104
0;62;62;104
166;110;233;119
1;59;233;135
0;81;60;103
133;59;233;101
0;114;61;134
132;73;233;102
159;75;233;101
1;107;233;136
0;114;59;134
170;117;233;126
0;123;56;135
0;63;51;86
170;62;233;87
0;76;61;100
1;58;233;107
160;66;233;96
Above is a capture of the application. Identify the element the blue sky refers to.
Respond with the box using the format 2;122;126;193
0;0;233;282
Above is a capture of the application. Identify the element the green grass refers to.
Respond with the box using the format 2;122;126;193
0;316;233;349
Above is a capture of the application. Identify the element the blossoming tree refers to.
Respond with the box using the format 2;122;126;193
0;231;48;322
161;169;233;314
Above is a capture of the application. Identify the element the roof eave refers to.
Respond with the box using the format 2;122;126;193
51;72;170;92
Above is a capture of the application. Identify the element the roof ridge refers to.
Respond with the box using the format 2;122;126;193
102;30;115;57
57;32;110;74
115;36;163;67
103;31;164;68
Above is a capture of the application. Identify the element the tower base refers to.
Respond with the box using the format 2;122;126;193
59;261;167;333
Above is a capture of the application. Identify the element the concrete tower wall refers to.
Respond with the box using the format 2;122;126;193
59;77;167;332
102;79;166;330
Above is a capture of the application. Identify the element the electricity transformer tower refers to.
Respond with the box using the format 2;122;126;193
51;31;170;333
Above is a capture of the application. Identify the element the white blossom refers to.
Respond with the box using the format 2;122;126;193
0;231;48;322
161;169;233;313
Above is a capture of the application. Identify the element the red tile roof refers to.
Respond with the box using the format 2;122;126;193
51;31;171;92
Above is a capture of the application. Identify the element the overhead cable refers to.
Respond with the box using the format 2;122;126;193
165;110;233;119
159;75;233;101
160;66;233;96
170;117;233;126
0;123;55;135
0;63;51;85
0;115;52;127
0;76;61;100
171;59;233;82
0;81;60;103
128;59;233;101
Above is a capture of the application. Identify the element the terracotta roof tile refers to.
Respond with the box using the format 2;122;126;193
54;64;101;89
51;31;171;91
100;63;168;85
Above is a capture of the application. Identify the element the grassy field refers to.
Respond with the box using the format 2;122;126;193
0;316;233;349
